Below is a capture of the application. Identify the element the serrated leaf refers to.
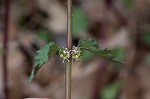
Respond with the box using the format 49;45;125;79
77;38;99;53
111;48;125;61
28;42;59;83
82;51;94;61
77;38;124;63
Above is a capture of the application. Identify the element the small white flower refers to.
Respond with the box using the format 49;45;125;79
58;46;82;62
72;46;82;61
59;48;71;63
63;50;67;54
75;55;78;59
60;54;63;58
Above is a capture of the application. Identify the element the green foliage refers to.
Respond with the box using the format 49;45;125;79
77;38;99;53
101;80;122;99
112;48;125;61
82;50;94;61
29;38;124;82
77;38;124;63
28;42;59;83
73;7;89;37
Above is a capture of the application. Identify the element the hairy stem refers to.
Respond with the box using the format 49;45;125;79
66;0;73;99
3;0;10;98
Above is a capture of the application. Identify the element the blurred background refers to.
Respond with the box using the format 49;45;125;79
0;0;150;99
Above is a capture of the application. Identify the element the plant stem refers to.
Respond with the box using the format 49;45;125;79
66;0;73;99
3;0;10;98
65;60;72;99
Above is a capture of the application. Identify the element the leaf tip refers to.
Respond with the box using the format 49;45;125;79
28;69;35;83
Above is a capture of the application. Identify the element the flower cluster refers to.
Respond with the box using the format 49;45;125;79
58;46;82;62
71;46;82;61
58;48;70;63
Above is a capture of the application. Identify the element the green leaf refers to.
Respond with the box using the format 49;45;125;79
73;7;89;37
101;80;122;99
82;51;95;61
112;48;125;61
77;38;124;63
28;42;59;83
77;38;99;53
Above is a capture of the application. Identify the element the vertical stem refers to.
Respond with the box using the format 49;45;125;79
65;60;72;99
67;0;73;49
66;0;72;99
3;0;10;98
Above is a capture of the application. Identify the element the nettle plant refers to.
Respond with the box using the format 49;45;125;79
29;38;123;82
28;0;123;99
